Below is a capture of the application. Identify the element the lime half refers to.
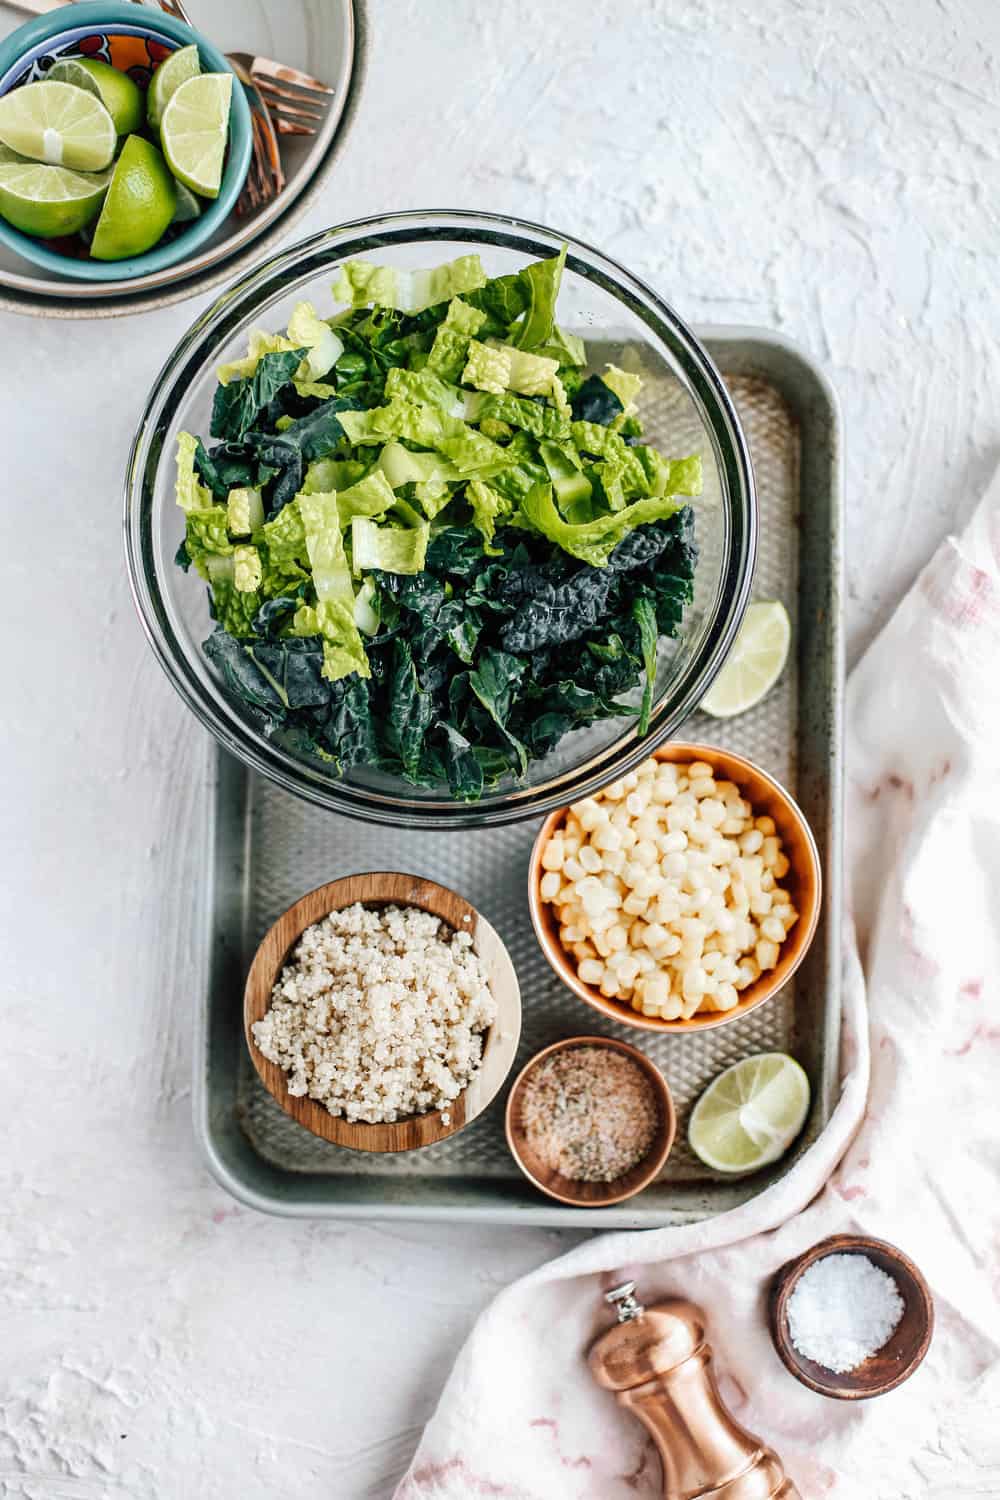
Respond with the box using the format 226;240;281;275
90;134;176;260
0;79;116;171
44;61;103;101
0;159;110;237
688;1053;811;1174
161;72;232;199
147;43;201;131
700;600;791;719
69;59;144;136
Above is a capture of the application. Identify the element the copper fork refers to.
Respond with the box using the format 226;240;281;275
226;52;334;137
225;55;285;214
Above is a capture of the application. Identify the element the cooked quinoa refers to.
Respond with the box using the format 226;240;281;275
252;902;497;1124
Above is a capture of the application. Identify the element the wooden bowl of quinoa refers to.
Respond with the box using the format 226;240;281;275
244;871;521;1153
528;743;822;1033
505;1036;675;1206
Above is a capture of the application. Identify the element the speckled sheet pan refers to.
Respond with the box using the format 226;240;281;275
194;328;843;1228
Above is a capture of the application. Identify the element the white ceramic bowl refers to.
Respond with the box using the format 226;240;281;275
0;0;366;318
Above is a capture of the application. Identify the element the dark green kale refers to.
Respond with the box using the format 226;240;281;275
209;349;307;442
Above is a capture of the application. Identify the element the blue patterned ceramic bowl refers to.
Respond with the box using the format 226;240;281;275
0;1;251;282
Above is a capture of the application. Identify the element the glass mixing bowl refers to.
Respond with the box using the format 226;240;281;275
125;211;757;828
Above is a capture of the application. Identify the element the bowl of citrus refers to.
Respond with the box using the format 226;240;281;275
0;1;251;281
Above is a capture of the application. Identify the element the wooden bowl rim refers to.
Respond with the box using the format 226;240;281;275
244;871;521;1154
768;1233;935;1400
504;1034;676;1206
528;741;822;1034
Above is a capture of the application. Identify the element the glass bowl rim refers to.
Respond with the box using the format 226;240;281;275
124;208;757;829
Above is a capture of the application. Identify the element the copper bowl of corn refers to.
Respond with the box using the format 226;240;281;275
528;743;821;1033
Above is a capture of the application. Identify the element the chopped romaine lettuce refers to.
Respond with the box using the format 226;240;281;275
333;254;487;314
298;490;355;608
466;478;513;554
185;506;232;574
176;432;213;513
376;442;460;488
291;599;370;681
352;515;429;575
426;297;488;381
520;481;689;567
287;301;343;380
335;470;397;528
234;545;263;593
226;487;264;537
602;363;642;417
511;244;565;349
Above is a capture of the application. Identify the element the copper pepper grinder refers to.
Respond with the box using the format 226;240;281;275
588;1282;800;1500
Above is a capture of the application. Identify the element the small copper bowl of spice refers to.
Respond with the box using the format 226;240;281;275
505;1036;675;1206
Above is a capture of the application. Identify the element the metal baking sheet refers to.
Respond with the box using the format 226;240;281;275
193;327;844;1228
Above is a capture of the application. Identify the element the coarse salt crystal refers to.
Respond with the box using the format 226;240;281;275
786;1253;905;1373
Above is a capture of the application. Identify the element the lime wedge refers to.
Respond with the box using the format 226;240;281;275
44;60;103;101
688;1052;811;1174
90;134;176;260
147;43;201;131
0;80;116;171
68;58;144;136
160;72;232;199
0;142;32;165
0;158;110;237
700;600;791;718
170;180;202;224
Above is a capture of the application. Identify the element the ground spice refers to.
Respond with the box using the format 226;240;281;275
520;1046;658;1182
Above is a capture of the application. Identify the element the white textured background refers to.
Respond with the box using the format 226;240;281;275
2;1;998;1495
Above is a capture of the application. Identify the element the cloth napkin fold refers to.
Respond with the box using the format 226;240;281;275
395;472;1000;1500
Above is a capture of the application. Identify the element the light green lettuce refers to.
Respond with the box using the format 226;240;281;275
185;506;232;574
511;244;565;349
534;325;586;367
336;470;397;528
466;479;513;555
175;432;212;513
332;254;487;315
233;545;263;593
630;448;703;499
216;328;296;387
425;297;488;381
286;300;343;380
467;391;570;441
298;489;354;607
291;600;370;681
216;302;343;388
375;441;460;489
602;363;642;417
340;398;506;475
226;487;264;537
303;458;368;494
352;516;429;575
413;479;455;517
261;499;306;564
383;365;465;415
519;482;688;567
538;440;593;514
461;339;561;401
